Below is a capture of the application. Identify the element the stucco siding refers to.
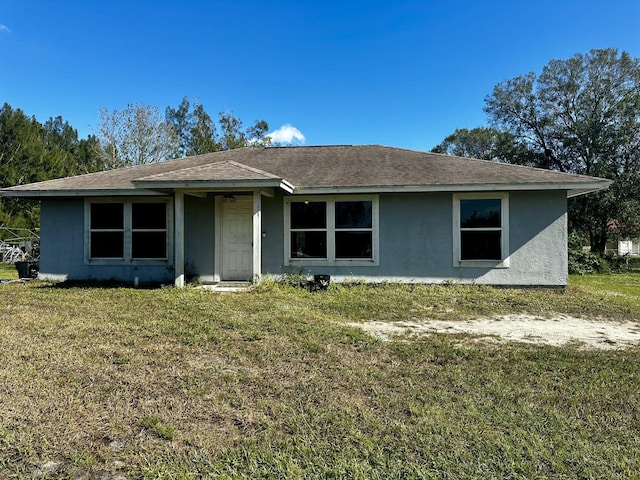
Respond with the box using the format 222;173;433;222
184;195;215;283
378;193;452;278
40;198;85;281
262;191;568;286
506;191;567;285
39;190;568;286
40;198;174;283
261;193;286;273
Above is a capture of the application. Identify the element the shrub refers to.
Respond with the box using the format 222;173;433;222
568;248;602;274
278;271;309;288
568;232;598;274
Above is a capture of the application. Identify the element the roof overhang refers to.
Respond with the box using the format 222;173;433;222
1;179;609;199
0;179;296;198
291;180;612;197
0;188;167;198
131;178;295;193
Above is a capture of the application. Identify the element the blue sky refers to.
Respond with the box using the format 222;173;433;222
2;0;639;151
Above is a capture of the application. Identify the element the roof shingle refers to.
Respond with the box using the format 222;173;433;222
0;145;611;197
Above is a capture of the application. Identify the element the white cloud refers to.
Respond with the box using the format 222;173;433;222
0;24;11;33
267;124;305;145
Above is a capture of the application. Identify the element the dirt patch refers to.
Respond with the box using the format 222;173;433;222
349;314;640;349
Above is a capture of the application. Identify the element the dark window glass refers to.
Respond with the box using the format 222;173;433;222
91;203;123;229
132;203;166;229
460;199;501;228
291;231;327;258
461;231;501;260
291;202;326;229
336;231;372;258
132;232;167;258
91;232;124;258
335;201;372;228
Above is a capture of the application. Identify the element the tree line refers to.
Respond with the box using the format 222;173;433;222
433;48;640;254
98;98;271;169
0;98;270;229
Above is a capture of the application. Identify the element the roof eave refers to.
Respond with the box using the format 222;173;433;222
292;181;611;196
131;178;294;193
0;188;165;198
566;187;608;198
1;178;609;199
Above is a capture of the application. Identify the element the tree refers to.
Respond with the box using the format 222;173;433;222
97;103;179;169
75;135;104;174
0;104;46;229
165;97;219;156
165;97;192;158
218;110;247;151
245;119;271;147
0;104;45;187
218;111;271;150
431;126;537;165
190;103;218;154
0;104;103;230
42;116;102;177
165;99;270;156
484;48;640;253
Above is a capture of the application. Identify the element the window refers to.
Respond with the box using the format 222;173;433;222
285;196;378;266
131;203;168;259
453;193;509;267
290;201;327;258
86;199;171;263
90;203;124;258
335;201;373;258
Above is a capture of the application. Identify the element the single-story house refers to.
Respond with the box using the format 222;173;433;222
606;238;640;257
0;145;611;287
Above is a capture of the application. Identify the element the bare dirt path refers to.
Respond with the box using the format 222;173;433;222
350;314;640;349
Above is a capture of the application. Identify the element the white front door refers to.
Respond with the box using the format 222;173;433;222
221;196;253;281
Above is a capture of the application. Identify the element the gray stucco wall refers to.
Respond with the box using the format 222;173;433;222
39;198;174;283
184;195;215;283
40;198;84;281
39;190;568;286
261;190;568;286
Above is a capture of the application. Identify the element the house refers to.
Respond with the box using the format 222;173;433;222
606;238;640;256
0;145;611;287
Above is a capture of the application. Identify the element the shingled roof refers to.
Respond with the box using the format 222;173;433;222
0;145;611;198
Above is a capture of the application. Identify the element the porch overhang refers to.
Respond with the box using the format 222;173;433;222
131;160;295;194
172;188;267;287
131;178;294;193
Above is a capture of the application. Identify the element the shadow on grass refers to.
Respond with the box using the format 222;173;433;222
35;279;173;290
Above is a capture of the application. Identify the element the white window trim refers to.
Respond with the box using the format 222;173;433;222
284;195;379;267
452;192;510;268
84;197;173;266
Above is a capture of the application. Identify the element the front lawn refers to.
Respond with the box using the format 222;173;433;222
0;274;638;478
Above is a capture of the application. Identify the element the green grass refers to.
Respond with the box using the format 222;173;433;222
0;272;639;478
570;271;640;297
0;262;18;280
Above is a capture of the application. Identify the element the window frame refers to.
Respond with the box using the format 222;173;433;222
89;202;125;259
452;192;510;268
289;201;328;259
284;195;379;267
85;198;173;266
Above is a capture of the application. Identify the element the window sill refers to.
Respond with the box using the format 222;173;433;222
286;258;379;267
85;259;171;267
455;258;510;269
